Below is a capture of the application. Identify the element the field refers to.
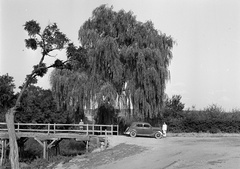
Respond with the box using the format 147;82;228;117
53;133;240;169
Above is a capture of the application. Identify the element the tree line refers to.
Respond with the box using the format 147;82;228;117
0;78;67;124
1;77;240;134
163;97;240;133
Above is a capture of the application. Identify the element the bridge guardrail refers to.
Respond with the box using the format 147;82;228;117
0;123;119;135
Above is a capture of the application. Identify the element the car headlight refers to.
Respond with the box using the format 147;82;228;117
125;131;130;134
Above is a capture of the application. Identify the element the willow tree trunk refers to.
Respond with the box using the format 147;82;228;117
5;107;19;169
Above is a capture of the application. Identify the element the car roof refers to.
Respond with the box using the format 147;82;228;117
132;122;150;125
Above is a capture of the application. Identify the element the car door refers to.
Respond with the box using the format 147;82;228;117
135;123;144;134
142;123;153;135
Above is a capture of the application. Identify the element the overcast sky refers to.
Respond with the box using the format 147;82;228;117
1;0;240;111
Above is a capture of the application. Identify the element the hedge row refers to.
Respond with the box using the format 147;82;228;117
163;110;240;133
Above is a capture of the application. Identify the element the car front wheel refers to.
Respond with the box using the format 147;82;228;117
155;132;162;139
130;130;137;137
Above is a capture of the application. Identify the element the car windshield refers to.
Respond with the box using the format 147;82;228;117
136;124;143;127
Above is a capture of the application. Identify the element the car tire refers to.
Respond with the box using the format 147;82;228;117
130;130;137;138
155;132;162;139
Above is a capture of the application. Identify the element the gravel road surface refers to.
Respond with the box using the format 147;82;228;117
54;134;240;169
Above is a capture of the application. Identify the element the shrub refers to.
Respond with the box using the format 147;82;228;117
166;107;240;133
60;139;86;156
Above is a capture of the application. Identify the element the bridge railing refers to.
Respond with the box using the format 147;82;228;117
0;123;119;135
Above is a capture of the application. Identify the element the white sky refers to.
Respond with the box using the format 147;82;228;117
1;0;240;111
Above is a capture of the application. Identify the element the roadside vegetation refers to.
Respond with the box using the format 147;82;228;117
125;94;240;134
164;103;240;133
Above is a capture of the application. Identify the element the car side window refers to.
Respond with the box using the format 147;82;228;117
144;124;151;128
136;124;143;128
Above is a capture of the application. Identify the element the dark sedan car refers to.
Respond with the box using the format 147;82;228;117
124;122;163;139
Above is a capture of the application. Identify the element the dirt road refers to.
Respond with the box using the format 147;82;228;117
55;135;240;169
97;135;240;169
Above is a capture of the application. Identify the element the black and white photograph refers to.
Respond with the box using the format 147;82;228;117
1;0;240;168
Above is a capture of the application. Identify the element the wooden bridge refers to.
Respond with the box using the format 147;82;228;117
0;122;119;164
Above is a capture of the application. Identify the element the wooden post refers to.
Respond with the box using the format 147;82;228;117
100;126;102;135
55;142;59;156
86;141;89;153
111;125;113;135
47;123;50;134
92;124;94;135
0;140;4;166
17;123;20;132
53;123;56;134
3;139;5;165
43;141;48;159
105;129;107;148
34;138;49;159
86;124;88;135
117;125;119;135
0;140;3;166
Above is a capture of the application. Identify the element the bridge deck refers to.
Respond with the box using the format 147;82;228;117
0;123;118;160
0;132;90;140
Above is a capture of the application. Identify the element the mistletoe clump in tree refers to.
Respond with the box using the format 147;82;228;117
6;20;70;169
51;5;174;123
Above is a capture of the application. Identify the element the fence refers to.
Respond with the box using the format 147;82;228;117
0;123;119;135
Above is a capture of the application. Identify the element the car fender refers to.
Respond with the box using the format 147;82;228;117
150;131;162;137
155;131;163;135
130;129;137;134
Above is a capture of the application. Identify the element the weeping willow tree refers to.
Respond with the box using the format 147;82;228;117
51;5;174;123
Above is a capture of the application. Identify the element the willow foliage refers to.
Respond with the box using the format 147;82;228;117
51;5;174;121
50;69;88;122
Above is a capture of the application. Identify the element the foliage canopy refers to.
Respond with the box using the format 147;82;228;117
23;20;70;84
0;74;16;117
15;85;67;124
51;5;174;122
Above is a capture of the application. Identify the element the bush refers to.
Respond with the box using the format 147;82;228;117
59;139;86;156
28;158;49;169
164;104;240;133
